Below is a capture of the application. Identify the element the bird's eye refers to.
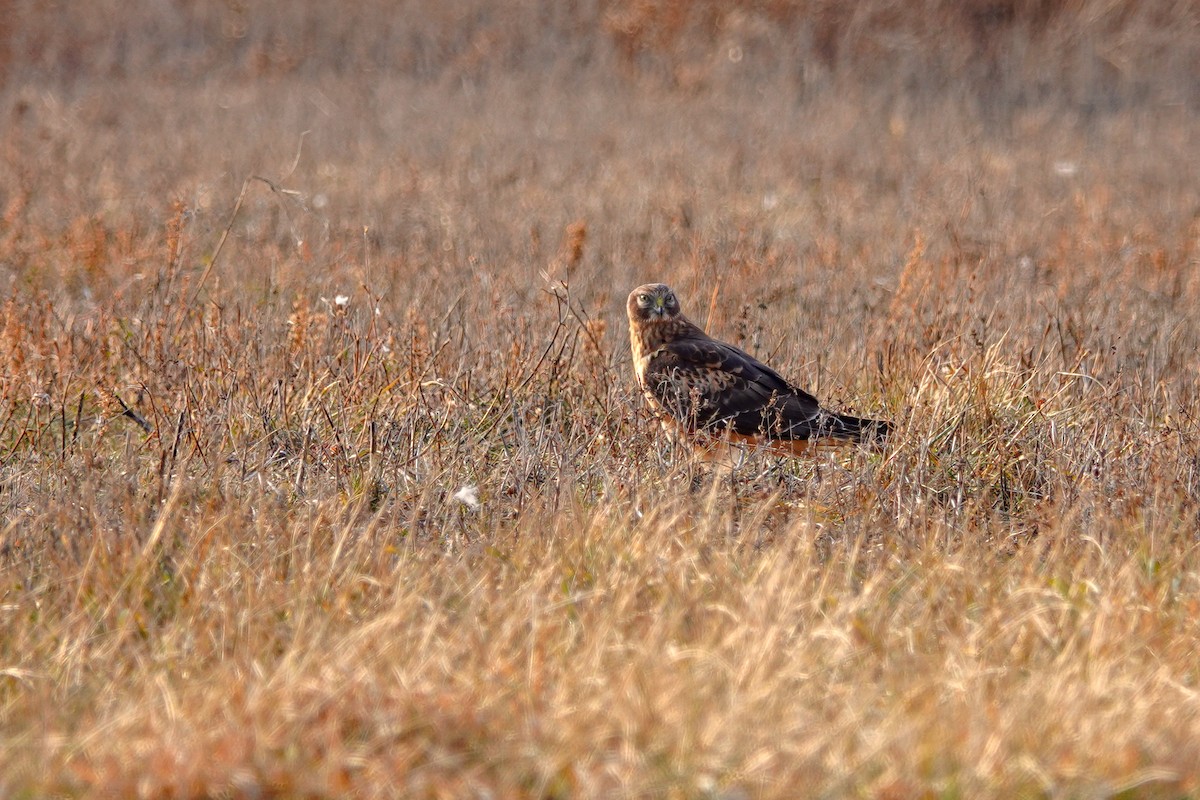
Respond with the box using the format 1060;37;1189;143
637;294;650;305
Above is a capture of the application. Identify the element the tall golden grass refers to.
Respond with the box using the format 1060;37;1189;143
3;1;1200;797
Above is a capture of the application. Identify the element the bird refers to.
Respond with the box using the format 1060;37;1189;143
626;283;890;457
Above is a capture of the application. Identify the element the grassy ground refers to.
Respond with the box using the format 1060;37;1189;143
3;1;1200;797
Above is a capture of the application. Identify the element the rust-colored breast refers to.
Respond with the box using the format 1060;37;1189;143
629;317;692;422
630;318;692;369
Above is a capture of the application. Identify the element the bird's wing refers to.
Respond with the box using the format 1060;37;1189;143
642;335;828;439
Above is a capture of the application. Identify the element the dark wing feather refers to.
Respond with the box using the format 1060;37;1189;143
643;336;840;440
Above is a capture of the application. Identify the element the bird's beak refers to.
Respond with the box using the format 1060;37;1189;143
652;296;665;316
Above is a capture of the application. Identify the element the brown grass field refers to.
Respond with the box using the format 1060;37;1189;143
3;1;1200;797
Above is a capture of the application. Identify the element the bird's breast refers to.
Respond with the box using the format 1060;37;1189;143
628;322;657;385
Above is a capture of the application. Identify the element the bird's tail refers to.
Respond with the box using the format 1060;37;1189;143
821;412;891;444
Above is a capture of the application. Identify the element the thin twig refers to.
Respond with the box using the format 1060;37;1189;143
191;174;306;306
108;388;153;434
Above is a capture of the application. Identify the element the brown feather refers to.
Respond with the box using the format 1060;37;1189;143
627;283;890;457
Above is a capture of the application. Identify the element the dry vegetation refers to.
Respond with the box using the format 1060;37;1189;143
3;1;1200;797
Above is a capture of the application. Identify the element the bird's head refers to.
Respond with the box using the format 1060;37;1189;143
627;283;682;323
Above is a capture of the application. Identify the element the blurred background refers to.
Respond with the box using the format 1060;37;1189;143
2;1;1198;336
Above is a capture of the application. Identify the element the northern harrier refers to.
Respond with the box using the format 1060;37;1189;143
627;283;890;457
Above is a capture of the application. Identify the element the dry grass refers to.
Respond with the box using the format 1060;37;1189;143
3;1;1200;797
